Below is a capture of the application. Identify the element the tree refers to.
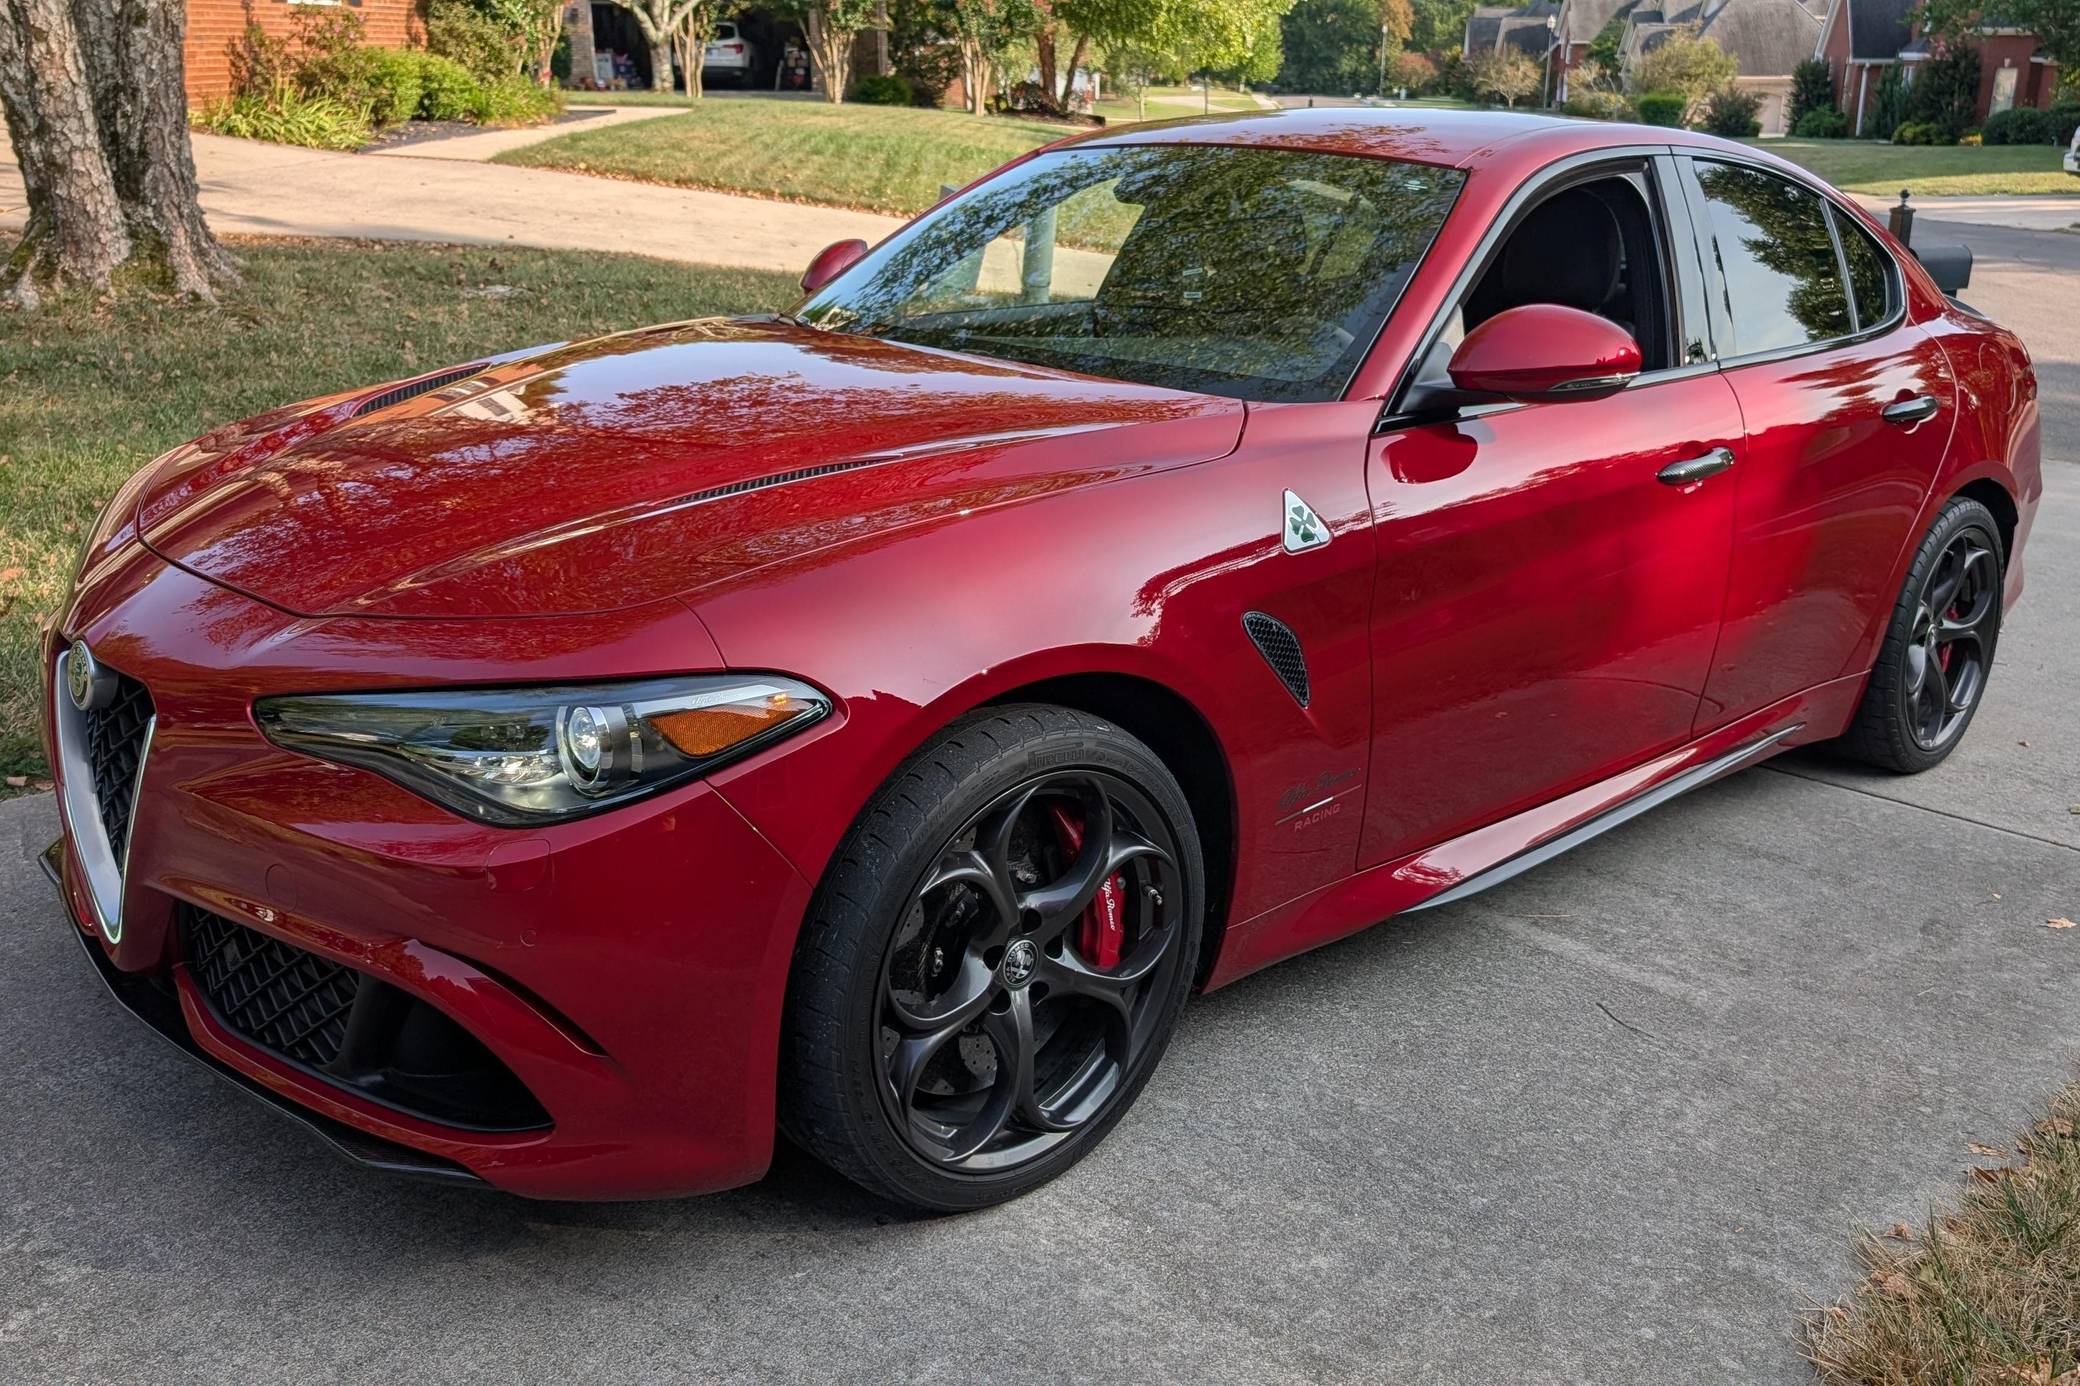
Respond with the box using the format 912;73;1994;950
0;0;234;308
1904;40;1978;142
1468;46;1540;106
1276;0;1386;93
1389;47;1435;92
1917;0;2078;75
1787;56;1832;129
1406;0;1476;55
599;0;712;91
948;0;1041;111
1629;26;1737;114
779;0;882;101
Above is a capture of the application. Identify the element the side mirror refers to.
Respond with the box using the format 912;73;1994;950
800;238;868;295
1447;303;1643;403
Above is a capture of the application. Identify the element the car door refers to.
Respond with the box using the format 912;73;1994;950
1673;156;1959;729
1357;157;1744;868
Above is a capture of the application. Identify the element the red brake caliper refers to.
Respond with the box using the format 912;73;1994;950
1047;804;1125;969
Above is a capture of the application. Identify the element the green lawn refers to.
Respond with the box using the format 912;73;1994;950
0;240;797;782
1756;138;2075;196
497;101;1077;215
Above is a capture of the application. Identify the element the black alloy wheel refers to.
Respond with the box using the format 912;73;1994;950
780;705;1202;1211
875;769;1184;1172
1837;496;2003;772
1902;525;1998;752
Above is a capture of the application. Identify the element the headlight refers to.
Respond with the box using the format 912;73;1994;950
256;675;830;824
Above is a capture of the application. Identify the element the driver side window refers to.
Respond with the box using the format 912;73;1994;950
1425;169;1676;379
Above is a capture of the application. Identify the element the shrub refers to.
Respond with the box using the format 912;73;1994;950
1793;106;1849;138
2049;102;2080;146
1982;106;2051;144
1959;128;1981;145
197;85;373;149
1636;91;1688;127
1891;120;1938;145
1562;87;1632;120
1631;29;1737;109
426;0;520;83
364;48;427;127
1700;84;1761;136
1905;44;1979;144
1787;57;1832;130
850;73;913;105
469;73;562;125
416;53;484;121
1865;61;1908;139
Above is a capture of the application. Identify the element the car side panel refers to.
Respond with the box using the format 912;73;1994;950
1696;325;1959;729
698;401;1386;938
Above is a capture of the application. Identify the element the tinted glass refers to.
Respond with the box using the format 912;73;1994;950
1693;161;1851;354
798;145;1464;402
1832;206;1897;329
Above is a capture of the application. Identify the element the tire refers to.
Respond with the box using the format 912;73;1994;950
779;704;1203;1211
1834;495;2004;773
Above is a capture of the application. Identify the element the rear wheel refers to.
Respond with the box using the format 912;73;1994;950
1835;496;2003;772
780;705;1201;1211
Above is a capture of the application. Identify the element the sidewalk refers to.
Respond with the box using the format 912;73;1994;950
364;102;687;161
1849;190;2080;233
0;129;901;274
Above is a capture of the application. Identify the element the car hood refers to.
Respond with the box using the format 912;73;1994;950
135;318;1245;619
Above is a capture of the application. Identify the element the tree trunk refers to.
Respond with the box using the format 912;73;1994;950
1035;24;1056;101
960;35;987;114
650;33;675;91
804;11;852;103
0;0;231;307
1060;33;1089;105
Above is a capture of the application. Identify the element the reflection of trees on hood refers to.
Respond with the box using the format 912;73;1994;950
1696;164;1850;342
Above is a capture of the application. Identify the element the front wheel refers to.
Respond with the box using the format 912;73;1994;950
779;705;1202;1211
1834;495;2003;772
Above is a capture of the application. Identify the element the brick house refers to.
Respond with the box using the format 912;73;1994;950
185;0;425;104
1814;0;2062;135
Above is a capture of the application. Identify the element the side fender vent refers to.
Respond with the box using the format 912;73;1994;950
355;365;484;417
1242;611;1310;708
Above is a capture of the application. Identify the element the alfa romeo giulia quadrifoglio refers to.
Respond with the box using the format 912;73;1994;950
42;110;2039;1210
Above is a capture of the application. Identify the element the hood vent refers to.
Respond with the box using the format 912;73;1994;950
354;365;484;417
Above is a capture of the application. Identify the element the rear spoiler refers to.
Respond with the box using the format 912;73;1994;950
1884;189;1972;293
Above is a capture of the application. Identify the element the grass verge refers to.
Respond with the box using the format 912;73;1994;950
493;100;1082;214
1757;138;2075;197
0;238;797;783
1807;1079;2080;1384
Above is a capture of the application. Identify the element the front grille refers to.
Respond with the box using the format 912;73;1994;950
187;908;360;1068
83;672;153;866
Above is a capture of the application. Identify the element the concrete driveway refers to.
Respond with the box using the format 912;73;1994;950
2;230;2075;1385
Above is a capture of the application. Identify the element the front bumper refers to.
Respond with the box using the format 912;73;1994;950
43;551;818;1200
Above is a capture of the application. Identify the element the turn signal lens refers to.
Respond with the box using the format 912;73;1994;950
257;675;830;825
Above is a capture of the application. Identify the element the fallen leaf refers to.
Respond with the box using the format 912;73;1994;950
1972;1165;2007;1183
0;567;22;583
1878;1272;1914;1299
1968;1141;2008;1158
2048;918;2077;930
3;775;23;788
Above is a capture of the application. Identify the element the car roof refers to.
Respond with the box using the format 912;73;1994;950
1063;106;1755;173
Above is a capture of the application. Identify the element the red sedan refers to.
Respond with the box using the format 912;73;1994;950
42;110;2039;1210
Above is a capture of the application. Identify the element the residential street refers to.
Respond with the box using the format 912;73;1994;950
2;198;2076;1382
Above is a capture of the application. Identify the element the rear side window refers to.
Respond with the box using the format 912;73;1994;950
1692;161;1851;355
1831;207;1897;330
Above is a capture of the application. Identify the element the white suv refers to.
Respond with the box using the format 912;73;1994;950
2064;123;2078;175
703;23;756;87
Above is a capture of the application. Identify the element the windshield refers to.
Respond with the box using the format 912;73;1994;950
797;144;1464;403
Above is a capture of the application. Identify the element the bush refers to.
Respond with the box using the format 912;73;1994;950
1959;128;1982;145
1788;57;1833;130
1905;44;1979;144
1891;120;1939;145
1562;88;1632;120
364;48;427;127
850;73;913;105
2050;102;2080;147
416;53;484;121
426;0;520;83
197;85;373;150
1794;106;1849;138
1865;61;1908;140
1636;91;1688;127
469;73;562;125
1982;106;2052;144
1700;85;1761;137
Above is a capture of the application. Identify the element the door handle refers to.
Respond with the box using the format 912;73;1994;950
1882;395;1941;426
1657;447;1736;486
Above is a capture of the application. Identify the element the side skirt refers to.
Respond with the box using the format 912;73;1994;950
1400;723;1802;913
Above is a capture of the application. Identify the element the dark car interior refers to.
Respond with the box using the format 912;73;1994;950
1413;171;1677;391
